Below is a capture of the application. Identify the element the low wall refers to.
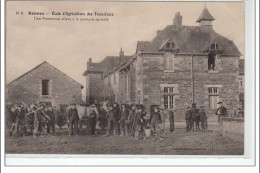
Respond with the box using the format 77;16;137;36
221;117;244;143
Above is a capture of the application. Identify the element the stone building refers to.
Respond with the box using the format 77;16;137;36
7;61;83;106
238;59;244;109
85;7;243;119
83;49;132;104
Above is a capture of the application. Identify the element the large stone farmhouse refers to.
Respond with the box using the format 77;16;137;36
7;61;83;107
84;7;243;119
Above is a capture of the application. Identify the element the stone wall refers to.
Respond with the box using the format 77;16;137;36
139;53;240;120
86;72;103;104
221;117;244;143
7;62;82;106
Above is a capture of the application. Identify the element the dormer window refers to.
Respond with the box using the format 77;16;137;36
210;42;219;51
165;42;175;50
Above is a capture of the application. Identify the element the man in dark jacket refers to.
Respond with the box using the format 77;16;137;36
215;102;228;123
185;106;191;131
149;105;162;137
15;105;27;137
105;105;114;136
112;103;120;136
132;105;144;139
190;103;199;131
128;104;137;136
33;105;49;138
46;106;55;134
8;105;17;137
120;104;129;136
67;104;79;136
199;106;208;132
169;106;175;133
88;104;97;135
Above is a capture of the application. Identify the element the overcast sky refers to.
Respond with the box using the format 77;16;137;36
6;1;245;97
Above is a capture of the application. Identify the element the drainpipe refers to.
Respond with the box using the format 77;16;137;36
191;54;194;103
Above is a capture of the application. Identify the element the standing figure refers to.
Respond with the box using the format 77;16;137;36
105;105;114;136
132;105;144;140
98;103;108;130
67;104;79;136
112;103;120;135
46;106;56;134
88;104;97;135
215;101;228;122
149;105;162;137
54;106;63;130
120;104;129;136
185;106;192;131
190;103;199;131
128;104;137;136
33;105;48;138
15;105;27;137
199;106;208;132
168;106;175;133
8;105;17;137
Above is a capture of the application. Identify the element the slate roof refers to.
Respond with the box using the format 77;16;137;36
83;55;132;76
136;25;241;56
196;7;215;22
7;61;84;88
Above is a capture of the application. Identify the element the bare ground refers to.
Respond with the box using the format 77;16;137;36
5;122;243;155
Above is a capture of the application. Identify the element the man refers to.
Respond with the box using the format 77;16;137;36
120;104;129;136
67;104;79;136
33;104;48;138
149;105;162;138
215;101;228;123
105;105;114;136
88;104;97;135
15;105;27;137
168;106;175;133
185;106;191;131
128;104;137;136
112;103;120;136
46;106;56;134
54;106;63;130
98;103;108;130
190;103;199;131
132;105;144;140
8;105;17;137
199;106;208;132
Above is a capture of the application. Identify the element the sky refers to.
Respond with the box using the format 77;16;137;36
6;1;245;98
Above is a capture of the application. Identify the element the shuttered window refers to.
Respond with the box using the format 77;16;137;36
208;87;219;110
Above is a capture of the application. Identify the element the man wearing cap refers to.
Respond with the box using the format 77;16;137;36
199;106;207;132
132;105;144;139
67;104;79;136
120;104;129;136
168;106;175;133
215;101;228;123
105;105;114;136
128;104;137;135
33;104;48;138
88;104;98;135
185;106;191;131
46;106;56;134
8;105;18;137
149;105;162;137
112;103;120;136
190;103;199;131
15;105;27;137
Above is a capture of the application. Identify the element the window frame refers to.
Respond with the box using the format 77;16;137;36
41;79;50;96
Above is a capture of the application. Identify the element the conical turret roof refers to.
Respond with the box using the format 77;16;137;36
196;7;215;22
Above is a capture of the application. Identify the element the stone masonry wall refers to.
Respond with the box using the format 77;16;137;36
7;63;82;106
140;53;240;120
87;72;103;104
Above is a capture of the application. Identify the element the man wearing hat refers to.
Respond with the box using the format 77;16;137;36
215;101;228;123
149;105;162;137
105;104;114;136
190;103;199;131
168;106;175;133
132;105;144;139
15;104;27;137
33;104;48;137
120;103;129;136
199;106;207;132
128;104;137;136
112;103;120;136
185;106;191;131
87;104;98;135
67;104;79;136
46;106;56;134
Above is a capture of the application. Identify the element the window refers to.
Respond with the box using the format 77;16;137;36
165;42;175;49
208;87;219;110
164;55;174;70
164;87;174;109
208;53;216;70
42;79;50;95
210;42;219;51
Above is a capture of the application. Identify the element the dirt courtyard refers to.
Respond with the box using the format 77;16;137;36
5;122;243;155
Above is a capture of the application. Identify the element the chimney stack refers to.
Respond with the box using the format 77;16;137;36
173;12;182;27
119;48;124;57
87;58;92;70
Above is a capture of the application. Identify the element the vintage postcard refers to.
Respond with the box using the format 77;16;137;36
3;0;256;166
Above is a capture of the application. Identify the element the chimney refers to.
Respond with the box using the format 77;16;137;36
173;12;182;27
87;57;92;70
157;30;161;35
119;48;124;57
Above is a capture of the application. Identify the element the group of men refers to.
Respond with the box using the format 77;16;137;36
8;103;64;138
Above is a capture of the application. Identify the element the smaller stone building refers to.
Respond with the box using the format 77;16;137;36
6;61;83;106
